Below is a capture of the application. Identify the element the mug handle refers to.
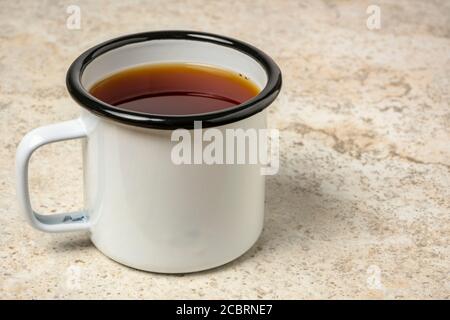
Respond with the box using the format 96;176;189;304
16;118;90;232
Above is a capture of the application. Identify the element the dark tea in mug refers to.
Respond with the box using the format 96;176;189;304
89;63;261;115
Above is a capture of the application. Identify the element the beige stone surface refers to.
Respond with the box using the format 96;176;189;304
0;0;449;299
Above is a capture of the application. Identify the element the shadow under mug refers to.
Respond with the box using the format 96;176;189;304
16;30;282;273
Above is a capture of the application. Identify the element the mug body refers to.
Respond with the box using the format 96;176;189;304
16;31;281;273
82;110;266;273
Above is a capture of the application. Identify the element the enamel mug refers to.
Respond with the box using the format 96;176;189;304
16;31;282;273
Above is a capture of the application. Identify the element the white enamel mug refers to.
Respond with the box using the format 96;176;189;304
16;31;282;273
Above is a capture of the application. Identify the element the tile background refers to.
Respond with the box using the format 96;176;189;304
0;0;449;299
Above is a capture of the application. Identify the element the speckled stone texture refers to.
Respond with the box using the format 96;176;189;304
1;0;449;299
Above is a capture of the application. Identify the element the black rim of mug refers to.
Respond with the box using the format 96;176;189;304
66;30;282;129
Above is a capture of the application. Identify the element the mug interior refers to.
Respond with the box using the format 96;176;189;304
67;31;282;129
81;38;268;92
